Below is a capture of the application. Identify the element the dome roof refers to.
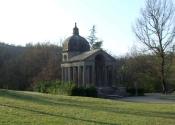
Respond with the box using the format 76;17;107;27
63;23;90;52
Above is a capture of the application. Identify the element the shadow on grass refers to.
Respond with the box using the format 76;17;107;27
1;89;175;120
0;89;99;105
0;103;119;125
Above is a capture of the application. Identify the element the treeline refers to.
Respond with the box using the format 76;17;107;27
0;42;175;92
0;42;62;90
116;52;175;92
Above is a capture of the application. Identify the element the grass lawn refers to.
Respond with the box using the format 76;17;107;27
0;89;175;125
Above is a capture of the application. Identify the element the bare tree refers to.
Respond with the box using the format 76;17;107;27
133;0;175;93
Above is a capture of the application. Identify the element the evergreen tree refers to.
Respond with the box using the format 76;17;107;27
87;25;103;50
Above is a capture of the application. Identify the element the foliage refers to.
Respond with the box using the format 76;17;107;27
0;89;175;125
33;80;50;93
71;87;86;96
0;42;62;90
1;42;175;94
85;86;98;97
34;80;97;97
33;80;76;96
115;53;161;93
71;86;97;97
87;25;103;49
127;88;145;96
133;0;175;93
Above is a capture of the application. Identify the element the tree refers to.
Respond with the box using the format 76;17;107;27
87;25;103;49
116;50;160;93
0;42;62;90
133;0;175;93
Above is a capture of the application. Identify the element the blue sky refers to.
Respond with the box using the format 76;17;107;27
0;0;145;56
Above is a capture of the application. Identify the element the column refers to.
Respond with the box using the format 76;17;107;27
104;66;108;87
92;64;95;86
68;67;71;82
66;67;69;82
70;67;73;81
65;67;67;81
61;67;64;82
86;66;89;86
83;65;86;87
89;65;92;86
63;67;66;82
63;67;65;81
112;64;115;86
73;66;75;83
78;66;81;87
75;66;78;84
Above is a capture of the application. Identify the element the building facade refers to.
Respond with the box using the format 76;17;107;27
61;23;116;87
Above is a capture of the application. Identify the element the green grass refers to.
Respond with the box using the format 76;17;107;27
0;89;175;125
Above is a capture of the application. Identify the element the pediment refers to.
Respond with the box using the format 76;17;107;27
68;49;116;62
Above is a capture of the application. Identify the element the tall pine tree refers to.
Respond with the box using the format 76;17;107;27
87;25;103;50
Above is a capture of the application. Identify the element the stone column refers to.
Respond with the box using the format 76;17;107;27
86;66;89;86
80;66;83;87
67;67;69;81
104;66;108;87
64;67;66;81
88;65;92;86
75;66;78;84
63;67;66;81
73;66;78;84
112;64;116;86
68;67;71;82
78;66;81;87
70;67;73;81
83;65;86;87
63;67;64;81
89;66;92;86
65;67;67;81
61;67;64;82
92;64;95;86
73;66;75;83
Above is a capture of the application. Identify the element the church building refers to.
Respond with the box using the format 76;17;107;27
61;23;116;88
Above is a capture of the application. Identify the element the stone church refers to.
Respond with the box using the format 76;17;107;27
61;23;116;88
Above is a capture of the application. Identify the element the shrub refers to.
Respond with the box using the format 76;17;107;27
33;80;76;95
85;86;97;97
33;80;51;93
59;81;76;95
33;80;97;97
71;87;86;96
127;88;144;96
71;86;97;97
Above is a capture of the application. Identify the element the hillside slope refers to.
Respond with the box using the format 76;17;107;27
0;89;175;125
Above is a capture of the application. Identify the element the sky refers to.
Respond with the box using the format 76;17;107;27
0;0;145;56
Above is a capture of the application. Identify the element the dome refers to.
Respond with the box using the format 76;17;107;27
63;23;90;52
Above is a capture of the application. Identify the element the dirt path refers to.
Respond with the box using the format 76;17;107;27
119;93;175;103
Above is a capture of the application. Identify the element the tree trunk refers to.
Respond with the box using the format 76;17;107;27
160;54;167;94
